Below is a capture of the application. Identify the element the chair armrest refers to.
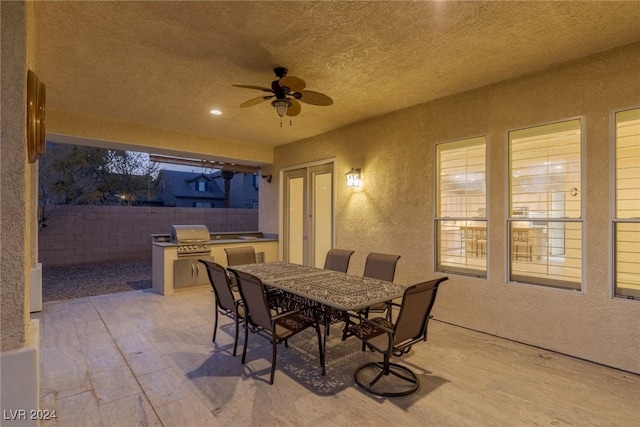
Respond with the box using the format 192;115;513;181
271;309;301;321
360;317;394;334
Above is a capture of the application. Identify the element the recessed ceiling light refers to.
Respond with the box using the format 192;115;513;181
210;109;222;116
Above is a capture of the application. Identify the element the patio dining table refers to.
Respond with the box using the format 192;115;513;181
228;261;406;374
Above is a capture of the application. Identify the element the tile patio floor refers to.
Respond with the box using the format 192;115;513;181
34;288;640;427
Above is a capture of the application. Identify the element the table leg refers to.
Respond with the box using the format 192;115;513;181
321;320;329;375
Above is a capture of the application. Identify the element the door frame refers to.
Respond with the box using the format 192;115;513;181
278;158;337;263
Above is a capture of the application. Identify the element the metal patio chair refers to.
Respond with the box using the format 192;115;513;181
346;276;448;397
323;248;355;273
199;260;244;356
230;269;324;384
224;246;257;266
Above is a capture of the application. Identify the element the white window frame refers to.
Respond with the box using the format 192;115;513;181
434;136;488;278
610;107;640;300
506;117;586;292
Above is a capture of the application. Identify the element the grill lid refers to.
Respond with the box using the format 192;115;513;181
171;225;210;243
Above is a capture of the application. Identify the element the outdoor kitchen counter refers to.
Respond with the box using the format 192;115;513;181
151;232;278;296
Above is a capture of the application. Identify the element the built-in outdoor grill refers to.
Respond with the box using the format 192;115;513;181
171;225;212;257
170;225;214;289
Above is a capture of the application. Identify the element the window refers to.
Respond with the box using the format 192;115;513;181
195;181;207;192
435;137;487;277
613;108;640;299
508;119;582;290
194;202;211;208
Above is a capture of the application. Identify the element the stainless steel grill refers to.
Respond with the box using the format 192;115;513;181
171;225;212;257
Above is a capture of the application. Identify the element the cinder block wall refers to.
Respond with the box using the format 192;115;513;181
38;206;258;266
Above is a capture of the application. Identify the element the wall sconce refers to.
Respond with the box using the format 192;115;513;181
346;168;362;188
262;174;272;183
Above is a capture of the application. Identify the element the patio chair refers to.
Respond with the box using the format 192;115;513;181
363;252;401;283
362;252;401;319
323;248;355;273
224;246;257;266
230;269;324;384
199;260;244;356
342;252;401;344
346;276;448;397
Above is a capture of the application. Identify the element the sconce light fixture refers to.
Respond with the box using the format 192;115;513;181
346;168;361;188
262;174;272;183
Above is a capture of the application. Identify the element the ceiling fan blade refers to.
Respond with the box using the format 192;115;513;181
240;96;271;108
279;76;306;92
298;90;333;106
232;84;272;92
286;98;301;117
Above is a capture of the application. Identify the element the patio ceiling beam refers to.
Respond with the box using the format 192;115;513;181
150;154;260;174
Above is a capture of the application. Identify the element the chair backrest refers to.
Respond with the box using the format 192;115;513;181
393;277;448;345
363;252;401;282
225;246;257;266
460;227;472;240
199;260;237;312
323;249;355;273
513;228;529;243
232;270;272;331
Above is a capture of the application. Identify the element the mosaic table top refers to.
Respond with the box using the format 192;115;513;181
229;261;328;281
230;262;406;312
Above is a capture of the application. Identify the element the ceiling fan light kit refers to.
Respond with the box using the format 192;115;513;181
271;98;291;117
233;67;333;124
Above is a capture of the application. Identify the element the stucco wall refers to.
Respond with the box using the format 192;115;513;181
267;43;640;373
1;1;29;351
38;206;258;266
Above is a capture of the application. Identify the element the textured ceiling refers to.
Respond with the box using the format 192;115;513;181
33;1;640;149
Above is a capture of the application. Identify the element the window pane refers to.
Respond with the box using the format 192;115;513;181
615;109;640;219
510;119;581;219
436;137;486;277
615;222;640;298
509;221;582;290
614;108;640;299
509;119;582;289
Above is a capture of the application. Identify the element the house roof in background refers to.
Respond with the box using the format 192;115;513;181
158;170;224;200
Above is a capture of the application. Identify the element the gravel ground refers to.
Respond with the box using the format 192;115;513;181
42;260;152;302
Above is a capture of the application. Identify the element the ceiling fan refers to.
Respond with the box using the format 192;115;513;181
232;67;333;120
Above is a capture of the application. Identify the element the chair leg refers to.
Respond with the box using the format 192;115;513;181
361;308;370;351
233;315;239;356
341;313;351;341
315;323;325;374
270;340;277;385
212;309;219;343
241;321;249;364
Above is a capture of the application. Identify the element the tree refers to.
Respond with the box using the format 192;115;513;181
38;142;160;230
104;149;159;205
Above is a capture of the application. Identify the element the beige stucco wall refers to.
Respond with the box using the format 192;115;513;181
267;42;640;373
1;0;30;351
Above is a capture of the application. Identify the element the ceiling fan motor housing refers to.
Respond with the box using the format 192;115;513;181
274;67;288;78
